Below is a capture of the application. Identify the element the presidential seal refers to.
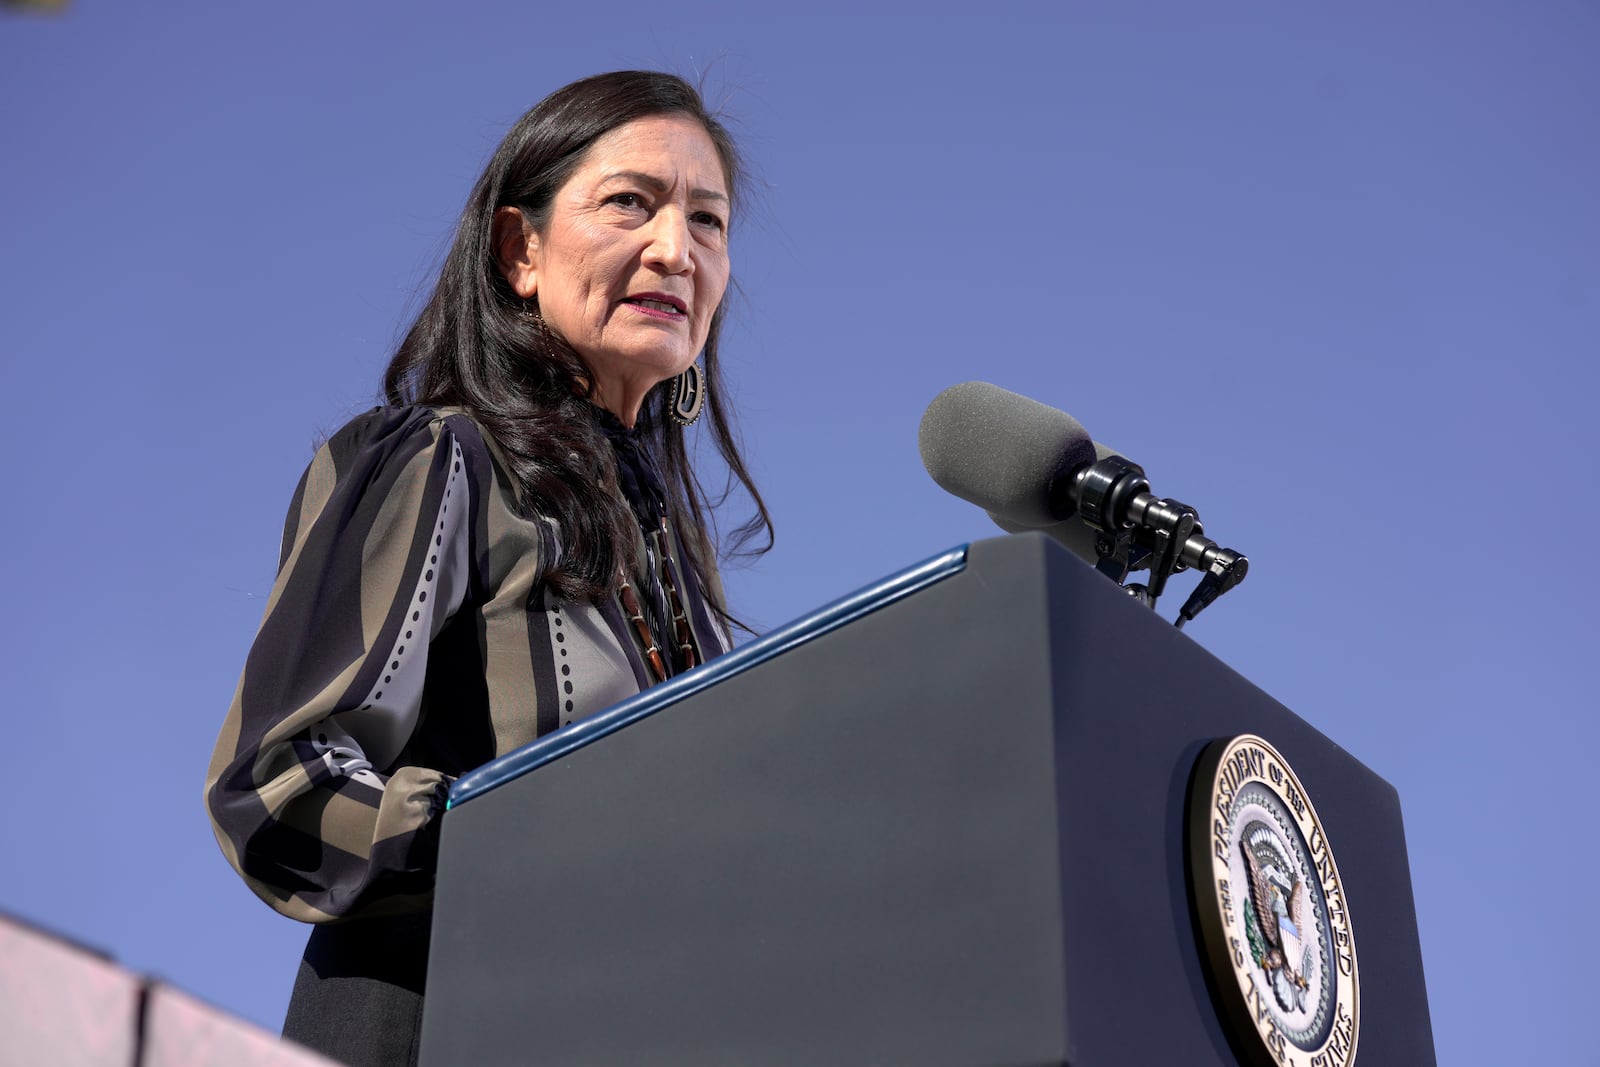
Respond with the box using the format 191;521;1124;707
1189;735;1359;1067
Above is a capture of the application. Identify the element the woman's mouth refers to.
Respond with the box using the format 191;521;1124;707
622;294;687;319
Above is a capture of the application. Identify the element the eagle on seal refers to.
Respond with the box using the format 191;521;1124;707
1241;834;1312;1012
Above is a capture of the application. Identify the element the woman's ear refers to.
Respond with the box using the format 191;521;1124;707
492;206;539;299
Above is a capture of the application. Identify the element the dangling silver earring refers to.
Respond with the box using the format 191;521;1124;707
669;361;706;426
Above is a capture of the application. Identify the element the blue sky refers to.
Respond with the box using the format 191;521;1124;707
3;3;1597;1063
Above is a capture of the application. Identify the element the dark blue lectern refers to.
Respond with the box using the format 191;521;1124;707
418;534;1435;1066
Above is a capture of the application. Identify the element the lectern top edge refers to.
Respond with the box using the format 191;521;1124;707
447;544;971;809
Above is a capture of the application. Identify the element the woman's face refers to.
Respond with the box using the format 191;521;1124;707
498;114;731;422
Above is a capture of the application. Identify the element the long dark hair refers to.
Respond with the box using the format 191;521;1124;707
384;70;772;609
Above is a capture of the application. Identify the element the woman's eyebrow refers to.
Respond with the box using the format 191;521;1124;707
601;169;728;204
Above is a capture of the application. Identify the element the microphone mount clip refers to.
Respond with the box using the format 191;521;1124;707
1066;455;1248;626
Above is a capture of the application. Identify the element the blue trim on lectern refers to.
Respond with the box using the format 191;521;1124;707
448;544;970;809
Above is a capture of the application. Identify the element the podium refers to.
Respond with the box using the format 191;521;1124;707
419;535;1435;1066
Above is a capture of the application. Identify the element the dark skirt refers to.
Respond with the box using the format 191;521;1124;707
282;911;433;1067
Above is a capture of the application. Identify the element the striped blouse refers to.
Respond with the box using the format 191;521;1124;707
204;405;732;923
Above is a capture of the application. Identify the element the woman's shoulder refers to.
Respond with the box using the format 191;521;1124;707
306;404;499;484
320;404;484;455
284;407;494;536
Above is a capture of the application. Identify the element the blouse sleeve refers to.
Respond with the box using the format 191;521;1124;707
204;407;477;923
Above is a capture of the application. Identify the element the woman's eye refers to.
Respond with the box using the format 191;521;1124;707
691;211;726;231
606;192;646;209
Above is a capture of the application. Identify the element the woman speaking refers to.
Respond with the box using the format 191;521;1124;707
204;70;771;1066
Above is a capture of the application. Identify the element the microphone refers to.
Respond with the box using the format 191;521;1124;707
978;439;1128;567
918;382;1247;623
917;381;1097;528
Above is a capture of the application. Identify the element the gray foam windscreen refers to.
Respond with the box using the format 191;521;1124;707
918;381;1097;526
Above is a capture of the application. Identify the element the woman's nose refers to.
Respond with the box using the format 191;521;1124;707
643;210;693;274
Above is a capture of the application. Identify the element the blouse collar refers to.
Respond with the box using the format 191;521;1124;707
591;403;668;527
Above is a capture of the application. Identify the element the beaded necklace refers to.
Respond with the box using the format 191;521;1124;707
617;510;700;683
594;404;701;684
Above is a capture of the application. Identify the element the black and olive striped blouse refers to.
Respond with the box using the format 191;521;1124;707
204;405;731;923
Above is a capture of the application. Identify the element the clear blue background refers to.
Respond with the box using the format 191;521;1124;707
3;3;1596;1063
